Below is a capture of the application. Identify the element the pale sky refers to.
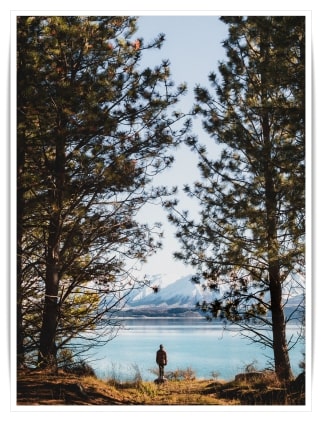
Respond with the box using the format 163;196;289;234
133;16;228;285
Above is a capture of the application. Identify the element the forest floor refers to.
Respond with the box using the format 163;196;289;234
16;368;305;406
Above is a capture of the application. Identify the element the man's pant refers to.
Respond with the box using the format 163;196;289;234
159;364;164;378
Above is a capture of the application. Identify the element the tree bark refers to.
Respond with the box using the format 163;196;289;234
38;225;60;368
38;127;65;368
269;271;293;382
262;108;293;383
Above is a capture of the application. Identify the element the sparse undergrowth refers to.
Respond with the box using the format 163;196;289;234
16;367;305;406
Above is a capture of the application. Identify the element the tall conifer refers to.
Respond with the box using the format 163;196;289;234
167;16;305;382
17;16;189;367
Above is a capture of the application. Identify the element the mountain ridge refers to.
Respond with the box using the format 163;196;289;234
121;274;304;319
122;275;207;317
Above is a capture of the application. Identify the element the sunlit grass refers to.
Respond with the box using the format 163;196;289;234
17;364;305;406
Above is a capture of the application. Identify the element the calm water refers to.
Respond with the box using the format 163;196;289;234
87;319;305;382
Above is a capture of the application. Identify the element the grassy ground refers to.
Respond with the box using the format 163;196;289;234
16;368;305;406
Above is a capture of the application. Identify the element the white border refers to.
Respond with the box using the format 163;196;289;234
3;2;319;420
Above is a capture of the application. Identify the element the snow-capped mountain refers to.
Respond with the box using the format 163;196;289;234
121;274;304;319
128;275;214;308
121;275;218;317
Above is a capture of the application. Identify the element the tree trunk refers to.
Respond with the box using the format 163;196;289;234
265;166;293;382
38;227;60;368
262;108;293;383
258;33;294;382
38;128;65;368
269;270;293;382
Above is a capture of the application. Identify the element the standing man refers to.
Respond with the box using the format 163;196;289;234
156;344;167;379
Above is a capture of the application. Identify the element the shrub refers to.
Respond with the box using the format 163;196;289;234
210;371;220;381
166;367;196;381
57;349;96;377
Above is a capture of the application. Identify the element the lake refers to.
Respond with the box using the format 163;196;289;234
86;318;305;382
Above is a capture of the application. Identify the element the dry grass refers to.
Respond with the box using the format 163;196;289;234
16;368;305;406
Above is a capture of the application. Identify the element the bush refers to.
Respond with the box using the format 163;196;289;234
57;349;96;377
166;367;196;381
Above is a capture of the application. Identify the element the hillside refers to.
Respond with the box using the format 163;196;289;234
123;275;218;317
123;274;304;319
16;368;305;406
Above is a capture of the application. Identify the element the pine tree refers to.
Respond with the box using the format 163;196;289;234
167;16;305;382
17;16;189;368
